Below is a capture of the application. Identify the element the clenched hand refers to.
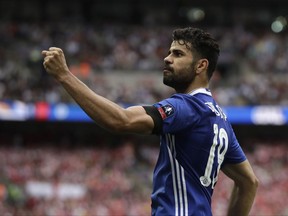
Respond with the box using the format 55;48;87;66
42;47;70;81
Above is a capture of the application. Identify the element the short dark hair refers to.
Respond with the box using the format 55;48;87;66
172;27;220;80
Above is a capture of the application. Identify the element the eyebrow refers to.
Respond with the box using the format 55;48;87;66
168;48;186;55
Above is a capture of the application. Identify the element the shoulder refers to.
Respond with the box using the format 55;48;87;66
155;93;215;116
154;94;192;116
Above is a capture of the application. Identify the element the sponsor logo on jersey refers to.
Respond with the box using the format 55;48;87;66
158;104;174;119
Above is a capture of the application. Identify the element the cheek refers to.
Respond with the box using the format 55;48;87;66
180;64;194;76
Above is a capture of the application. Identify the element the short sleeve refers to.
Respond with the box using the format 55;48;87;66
223;128;247;165
142;105;163;134
153;94;202;134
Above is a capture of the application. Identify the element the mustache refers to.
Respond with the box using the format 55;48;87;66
163;65;174;71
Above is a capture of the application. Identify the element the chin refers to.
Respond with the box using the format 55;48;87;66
163;79;172;87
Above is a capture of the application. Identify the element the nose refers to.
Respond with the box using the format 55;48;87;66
164;54;172;64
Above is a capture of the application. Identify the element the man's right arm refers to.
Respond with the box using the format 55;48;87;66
221;160;259;216
42;47;156;134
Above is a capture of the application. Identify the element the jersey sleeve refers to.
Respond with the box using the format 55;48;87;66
142;105;163;134
151;94;202;134
223;127;247;165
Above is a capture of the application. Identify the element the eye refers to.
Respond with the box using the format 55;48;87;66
174;51;184;57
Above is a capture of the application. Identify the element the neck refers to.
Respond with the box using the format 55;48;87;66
176;82;209;94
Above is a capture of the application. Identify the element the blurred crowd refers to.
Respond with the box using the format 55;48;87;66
1;21;288;106
0;138;156;216
0;138;287;216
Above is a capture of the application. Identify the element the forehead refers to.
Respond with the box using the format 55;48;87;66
169;40;192;53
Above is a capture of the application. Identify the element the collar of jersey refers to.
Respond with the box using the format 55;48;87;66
189;88;212;96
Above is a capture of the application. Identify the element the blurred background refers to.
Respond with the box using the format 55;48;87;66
0;0;288;215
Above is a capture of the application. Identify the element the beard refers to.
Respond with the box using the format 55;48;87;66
163;62;196;93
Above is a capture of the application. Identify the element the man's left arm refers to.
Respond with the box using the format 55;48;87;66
221;160;259;216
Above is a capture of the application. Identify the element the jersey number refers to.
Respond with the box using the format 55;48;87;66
200;124;228;189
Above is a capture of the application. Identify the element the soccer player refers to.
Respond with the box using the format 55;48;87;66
42;27;258;216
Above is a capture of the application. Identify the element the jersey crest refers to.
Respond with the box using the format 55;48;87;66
158;104;174;120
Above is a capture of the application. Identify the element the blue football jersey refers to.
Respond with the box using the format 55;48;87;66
150;88;246;216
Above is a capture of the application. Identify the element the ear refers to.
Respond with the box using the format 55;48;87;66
195;59;209;75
